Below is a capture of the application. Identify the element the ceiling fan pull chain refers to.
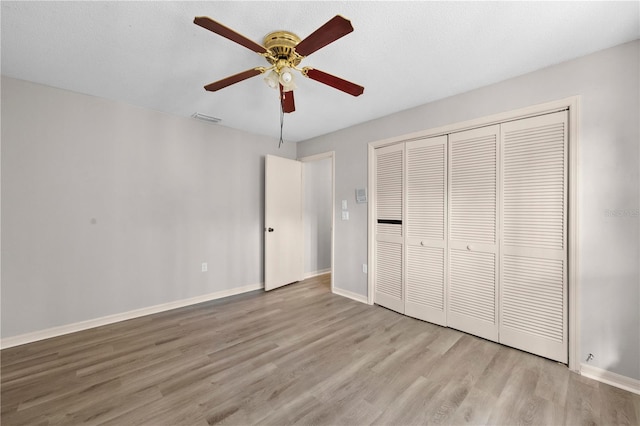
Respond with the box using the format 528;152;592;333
278;100;284;148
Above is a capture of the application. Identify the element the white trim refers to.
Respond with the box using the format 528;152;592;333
298;151;334;163
299;151;336;292
367;143;376;305
303;268;331;279
333;287;368;304
367;96;580;369
568;96;580;372
581;364;640;395
369;97;576;150
0;283;264;349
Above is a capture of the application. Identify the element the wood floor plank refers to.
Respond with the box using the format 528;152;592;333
599;381;640;425
534;358;570;407
2;274;639;425
370;375;443;425
448;385;498;425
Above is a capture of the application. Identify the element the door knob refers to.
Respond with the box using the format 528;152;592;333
268;227;274;232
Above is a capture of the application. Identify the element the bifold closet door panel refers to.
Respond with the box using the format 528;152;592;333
447;125;499;341
499;111;568;363
374;144;404;313
404;136;447;326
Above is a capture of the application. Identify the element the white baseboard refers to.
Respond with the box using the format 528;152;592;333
581;363;640;395
1;283;264;350
303;268;331;279
332;287;368;304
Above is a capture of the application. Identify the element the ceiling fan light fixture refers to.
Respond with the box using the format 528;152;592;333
279;67;294;85
264;70;279;89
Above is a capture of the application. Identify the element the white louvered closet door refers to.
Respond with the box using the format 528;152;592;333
447;125;499;341
499;111;568;363
404;136;447;326
374;144;404;313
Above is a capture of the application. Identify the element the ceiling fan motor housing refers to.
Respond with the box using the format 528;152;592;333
263;31;303;69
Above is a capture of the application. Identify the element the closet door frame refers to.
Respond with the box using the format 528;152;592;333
367;96;579;372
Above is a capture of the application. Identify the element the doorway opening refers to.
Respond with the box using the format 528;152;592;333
300;152;335;291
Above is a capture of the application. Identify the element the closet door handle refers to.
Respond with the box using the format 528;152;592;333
467;244;472;251
267;227;274;232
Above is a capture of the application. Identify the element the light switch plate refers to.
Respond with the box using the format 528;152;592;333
355;188;367;203
341;200;348;210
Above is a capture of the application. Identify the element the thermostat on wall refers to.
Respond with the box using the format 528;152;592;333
355;188;367;203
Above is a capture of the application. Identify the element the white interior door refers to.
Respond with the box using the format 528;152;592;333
499;111;568;363
447;125;499;341
405;136;448;326
265;155;303;291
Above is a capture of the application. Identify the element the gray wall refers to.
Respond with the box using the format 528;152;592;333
297;40;640;380
2;40;638;381
1;76;296;338
302;158;332;276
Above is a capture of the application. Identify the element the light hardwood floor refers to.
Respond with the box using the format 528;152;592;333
2;274;639;425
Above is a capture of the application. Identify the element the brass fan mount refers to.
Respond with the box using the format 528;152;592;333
263;31;303;69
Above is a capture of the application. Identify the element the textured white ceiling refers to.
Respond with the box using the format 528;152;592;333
2;1;639;142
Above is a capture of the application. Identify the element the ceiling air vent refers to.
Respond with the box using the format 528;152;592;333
191;112;222;124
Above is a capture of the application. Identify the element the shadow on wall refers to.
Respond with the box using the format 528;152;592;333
582;270;640;382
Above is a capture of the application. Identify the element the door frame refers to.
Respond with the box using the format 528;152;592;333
299;151;336;292
367;96;580;372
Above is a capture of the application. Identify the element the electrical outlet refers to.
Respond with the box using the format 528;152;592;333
341;211;349;220
201;262;208;272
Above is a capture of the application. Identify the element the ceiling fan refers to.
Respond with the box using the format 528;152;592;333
193;15;364;113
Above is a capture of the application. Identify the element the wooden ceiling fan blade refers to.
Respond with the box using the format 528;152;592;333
303;68;364;97
194;16;268;54
204;68;264;92
295;15;353;57
280;84;295;113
